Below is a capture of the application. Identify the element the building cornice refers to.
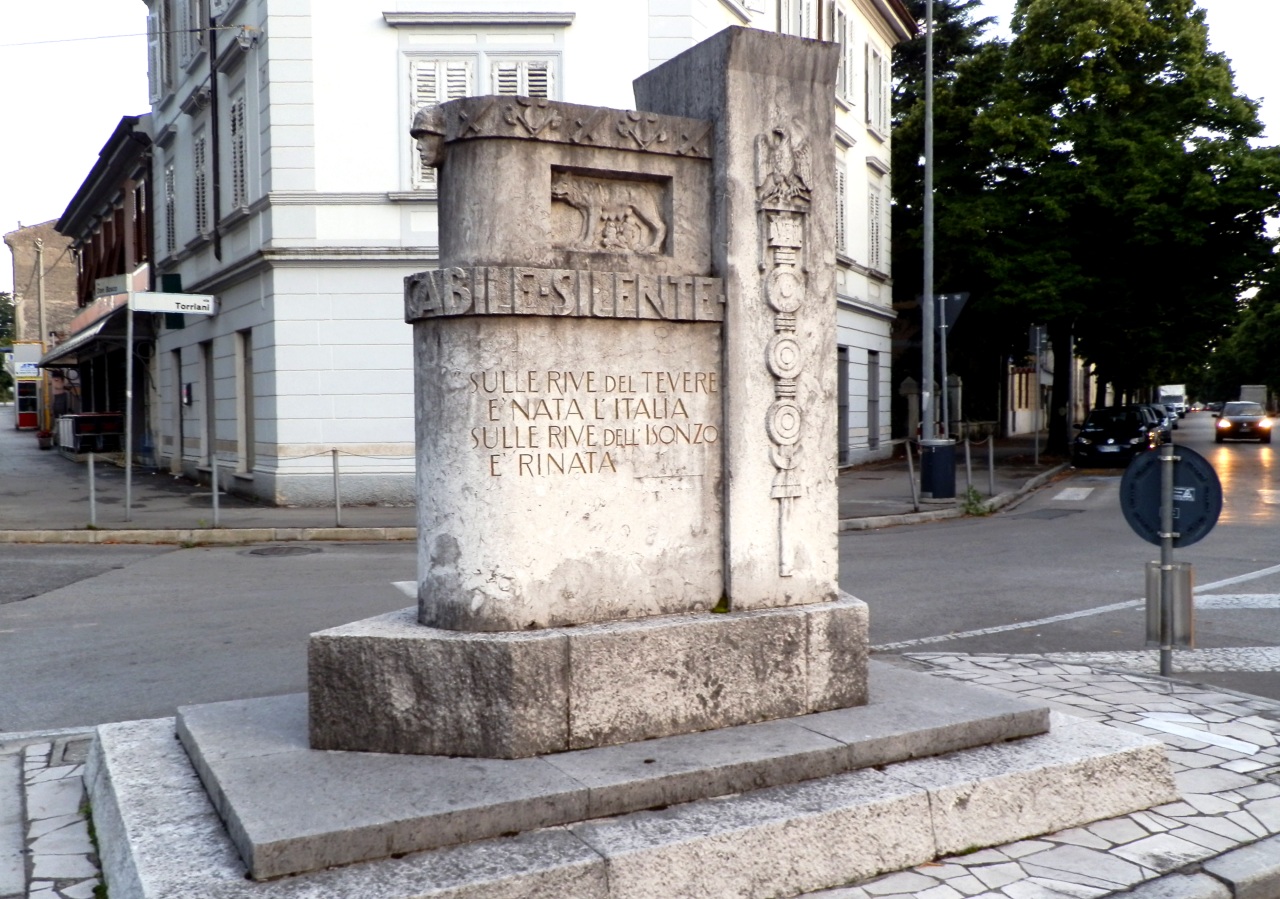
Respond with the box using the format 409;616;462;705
383;11;575;27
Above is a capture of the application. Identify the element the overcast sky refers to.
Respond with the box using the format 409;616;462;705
2;1;1278;294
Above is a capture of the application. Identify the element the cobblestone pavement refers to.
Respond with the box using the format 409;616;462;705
5;655;1280;898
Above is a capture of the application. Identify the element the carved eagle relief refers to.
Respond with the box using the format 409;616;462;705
755;122;813;208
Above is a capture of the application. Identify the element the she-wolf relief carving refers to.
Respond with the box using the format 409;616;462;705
551;172;668;255
755;120;813;579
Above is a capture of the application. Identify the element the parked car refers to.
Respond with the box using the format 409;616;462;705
1214;401;1272;444
1072;405;1162;467
1142;404;1175;441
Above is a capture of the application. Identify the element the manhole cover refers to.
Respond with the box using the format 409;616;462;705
1010;508;1085;521
242;545;323;557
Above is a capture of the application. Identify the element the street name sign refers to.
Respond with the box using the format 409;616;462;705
129;292;217;315
1120;446;1221;548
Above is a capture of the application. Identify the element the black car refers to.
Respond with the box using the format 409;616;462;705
1214;401;1272;444
1072;405;1161;467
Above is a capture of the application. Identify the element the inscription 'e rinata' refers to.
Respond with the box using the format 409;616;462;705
468;368;720;478
406;268;724;323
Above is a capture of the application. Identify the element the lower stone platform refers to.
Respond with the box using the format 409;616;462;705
309;594;869;758
86;664;1177;898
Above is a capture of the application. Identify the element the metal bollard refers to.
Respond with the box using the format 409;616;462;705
332;449;343;527
987;436;996;497
964;436;973;494
904;440;920;512
211;459;220;528
88;452;96;528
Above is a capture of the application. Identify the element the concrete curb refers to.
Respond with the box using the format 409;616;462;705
838;462;1070;532
0;526;418;546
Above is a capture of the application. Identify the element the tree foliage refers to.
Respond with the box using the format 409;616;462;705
892;0;1280;449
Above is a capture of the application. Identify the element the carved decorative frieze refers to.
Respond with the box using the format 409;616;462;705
551;172;668;255
406;267;724;322
756;121;813;578
410;97;713;162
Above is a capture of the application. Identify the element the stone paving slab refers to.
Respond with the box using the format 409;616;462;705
12;653;1280;897
175;661;1051;879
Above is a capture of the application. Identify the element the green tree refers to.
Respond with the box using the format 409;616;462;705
0;291;12;399
892;1;1015;426
978;0;1280;449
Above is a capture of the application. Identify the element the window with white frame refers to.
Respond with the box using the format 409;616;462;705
147;0;177;101
865;44;890;136
779;0;814;38
228;91;248;209
408;52;557;189
834;7;855;104
163;160;177;255
179;0;208;67
193;129;208;237
867;181;883;272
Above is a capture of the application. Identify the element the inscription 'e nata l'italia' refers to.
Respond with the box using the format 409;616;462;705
405;267;725;323
468;369;720;477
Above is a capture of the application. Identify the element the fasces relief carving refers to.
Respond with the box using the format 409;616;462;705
756;121;813;578
551;172;668;255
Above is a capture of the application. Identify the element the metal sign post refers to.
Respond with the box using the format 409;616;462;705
122;291;217;521
1120;445;1221;676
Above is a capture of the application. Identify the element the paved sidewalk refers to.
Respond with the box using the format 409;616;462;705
0;404;1067;543
4;654;1279;898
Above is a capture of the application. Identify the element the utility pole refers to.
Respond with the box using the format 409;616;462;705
35;238;49;433
921;0;935;440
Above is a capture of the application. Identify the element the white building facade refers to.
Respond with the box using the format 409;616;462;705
140;0;912;503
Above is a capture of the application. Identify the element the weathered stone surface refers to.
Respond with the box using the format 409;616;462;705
187;662;1051;880
889;712;1178;855
310;595;868;758
309;607;571;757
413;317;723;633
572;769;935;899
635;27;842;613
1202;834;1280;899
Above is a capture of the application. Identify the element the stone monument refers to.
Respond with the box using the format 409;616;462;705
307;28;864;760
85;28;1176;899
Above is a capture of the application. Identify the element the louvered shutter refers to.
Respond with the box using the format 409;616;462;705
229;95;247;208
193;134;207;235
492;60;553;98
835;164;847;253
148;12;162;101
867;186;882;271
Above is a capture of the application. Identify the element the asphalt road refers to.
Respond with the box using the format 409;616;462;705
844;411;1280;699
2;410;1278;733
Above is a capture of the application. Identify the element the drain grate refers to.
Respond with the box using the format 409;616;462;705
1010;508;1085;521
243;545;324;557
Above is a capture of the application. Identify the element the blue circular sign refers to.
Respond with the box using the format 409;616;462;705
1119;446;1222;548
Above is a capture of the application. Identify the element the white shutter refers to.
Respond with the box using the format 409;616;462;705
835;164;847;253
193;133;207;235
845;15;857;105
867;185;882;270
229;94;247;208
800;0;814;38
444;59;471;99
835;8;848;99
492;61;521;96
164;162;177;254
525;61;551;98
148;12;162;101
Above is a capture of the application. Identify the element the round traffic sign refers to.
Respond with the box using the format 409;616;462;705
1119;446;1222;548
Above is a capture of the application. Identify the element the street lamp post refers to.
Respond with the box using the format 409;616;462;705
922;0;935;440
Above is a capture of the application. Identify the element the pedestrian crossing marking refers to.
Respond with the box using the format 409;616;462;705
1053;487;1094;501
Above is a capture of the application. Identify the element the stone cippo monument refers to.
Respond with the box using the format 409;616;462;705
86;28;1176;899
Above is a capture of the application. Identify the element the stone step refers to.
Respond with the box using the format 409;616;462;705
174;661;1048;879
86;673;1175;897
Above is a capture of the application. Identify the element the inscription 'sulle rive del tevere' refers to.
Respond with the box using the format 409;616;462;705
467;368;720;478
